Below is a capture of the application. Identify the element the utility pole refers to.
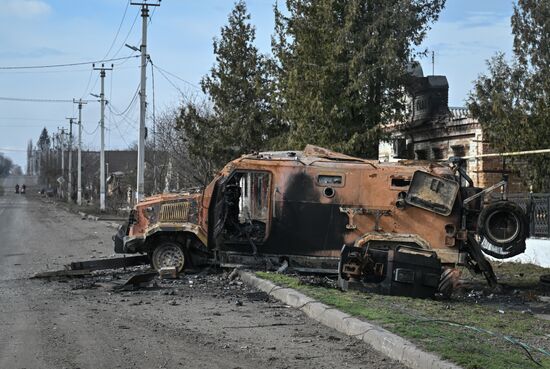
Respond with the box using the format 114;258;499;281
93;64;113;211
65;117;76;202
73;99;87;206
59;128;65;176
131;0;161;203
59;128;66;198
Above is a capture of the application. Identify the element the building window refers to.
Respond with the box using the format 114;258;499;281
451;145;465;157
432;147;444;160
416;99;426;111
415;149;427;160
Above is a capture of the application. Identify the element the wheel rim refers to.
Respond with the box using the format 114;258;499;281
485;210;520;244
153;243;185;272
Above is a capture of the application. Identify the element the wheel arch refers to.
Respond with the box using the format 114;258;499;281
144;227;209;268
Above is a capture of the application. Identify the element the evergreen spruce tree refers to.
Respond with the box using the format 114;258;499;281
37;127;50;151
271;0;445;158
199;0;274;164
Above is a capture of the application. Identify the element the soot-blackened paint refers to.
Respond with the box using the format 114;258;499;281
261;170;349;255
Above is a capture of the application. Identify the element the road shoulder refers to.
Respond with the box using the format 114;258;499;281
240;271;462;369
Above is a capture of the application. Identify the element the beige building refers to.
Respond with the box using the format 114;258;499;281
379;64;524;192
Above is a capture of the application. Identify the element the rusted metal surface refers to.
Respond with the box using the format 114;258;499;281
120;145;463;262
406;171;459;216
159;201;190;222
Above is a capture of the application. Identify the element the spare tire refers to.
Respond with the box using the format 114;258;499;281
477;201;528;259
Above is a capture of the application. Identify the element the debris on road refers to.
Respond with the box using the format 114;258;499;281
69;255;149;271
159;266;178;279
120;271;157;288
32;269;93;278
32;255;150;279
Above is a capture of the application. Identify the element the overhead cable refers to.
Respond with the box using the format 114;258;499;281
111;11;141;59
152;63;201;90
102;0;131;60
0;96;73;103
0;55;138;70
109;84;140;117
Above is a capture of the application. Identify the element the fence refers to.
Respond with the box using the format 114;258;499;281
496;193;550;239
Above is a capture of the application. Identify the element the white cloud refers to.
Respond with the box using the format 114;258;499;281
1;0;51;19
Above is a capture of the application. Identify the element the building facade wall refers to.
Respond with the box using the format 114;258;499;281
379;112;526;191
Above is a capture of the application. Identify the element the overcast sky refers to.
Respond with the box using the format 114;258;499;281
0;0;516;170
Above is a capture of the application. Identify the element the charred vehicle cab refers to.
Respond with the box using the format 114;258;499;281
113;145;528;297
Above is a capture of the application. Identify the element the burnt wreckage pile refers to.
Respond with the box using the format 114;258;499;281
113;145;528;298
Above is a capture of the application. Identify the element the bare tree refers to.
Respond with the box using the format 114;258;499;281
152;105;216;192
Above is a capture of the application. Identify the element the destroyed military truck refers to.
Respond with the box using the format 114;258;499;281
113;145;528;297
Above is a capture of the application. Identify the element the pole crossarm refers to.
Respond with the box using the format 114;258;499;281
130;1;161;6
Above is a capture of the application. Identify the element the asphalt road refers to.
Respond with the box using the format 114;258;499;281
0;190;406;369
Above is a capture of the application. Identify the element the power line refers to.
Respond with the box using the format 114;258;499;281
0;124;55;128
86;75;101;99
152;63;201;90
0;116;60;122
0;63;138;75
110;83;140;117
0;96;74;103
149;4;158;25
82;122;100;135
108;113;131;147
151;63;186;96
0;147;27;152
0;67;94;75
111;10;141;58
0;55;138;70
151;60;156;130
80;69;95;99
80;63;137;99
102;0;131;60
108;104;138;129
130;1;158;47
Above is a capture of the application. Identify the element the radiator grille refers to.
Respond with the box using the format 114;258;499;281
159;202;190;222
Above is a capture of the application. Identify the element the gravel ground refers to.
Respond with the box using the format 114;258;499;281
0;190;406;369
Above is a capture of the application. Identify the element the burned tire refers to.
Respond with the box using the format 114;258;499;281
438;268;460;299
151;241;186;273
477;201;527;259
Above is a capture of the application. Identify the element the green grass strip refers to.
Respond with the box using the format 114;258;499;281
257;272;550;369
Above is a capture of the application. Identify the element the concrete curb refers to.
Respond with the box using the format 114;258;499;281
104;221;121;230
239;271;462;369
44;198;119;228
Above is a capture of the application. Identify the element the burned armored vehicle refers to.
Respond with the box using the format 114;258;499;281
113;145;528;297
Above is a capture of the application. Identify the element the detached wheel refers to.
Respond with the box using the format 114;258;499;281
151;241;186;272
477;201;527;259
